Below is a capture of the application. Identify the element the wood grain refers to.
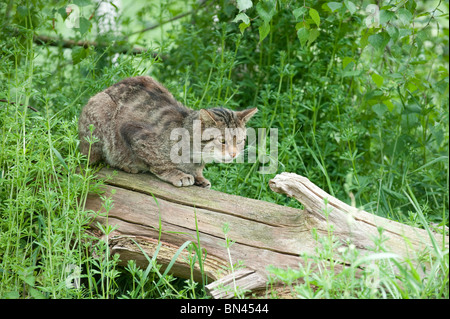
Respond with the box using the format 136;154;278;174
84;168;448;298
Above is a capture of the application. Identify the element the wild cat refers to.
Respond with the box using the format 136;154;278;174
78;76;257;188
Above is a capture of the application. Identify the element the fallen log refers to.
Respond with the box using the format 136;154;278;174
84;168;448;298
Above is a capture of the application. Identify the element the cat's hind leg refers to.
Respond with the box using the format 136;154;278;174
85;141;103;165
78;123;104;165
78;92;115;165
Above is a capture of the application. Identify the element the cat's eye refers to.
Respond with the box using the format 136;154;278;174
237;139;245;145
220;137;226;144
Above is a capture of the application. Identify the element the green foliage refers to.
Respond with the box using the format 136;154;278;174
0;0;171;299
156;0;449;224
0;0;448;299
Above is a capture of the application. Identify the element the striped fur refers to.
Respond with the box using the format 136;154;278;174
78;76;257;188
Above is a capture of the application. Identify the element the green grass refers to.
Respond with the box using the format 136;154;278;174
0;0;448;299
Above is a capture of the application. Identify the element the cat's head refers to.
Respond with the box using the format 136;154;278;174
199;107;258;163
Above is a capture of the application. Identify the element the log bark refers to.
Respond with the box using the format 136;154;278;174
84;168;448;298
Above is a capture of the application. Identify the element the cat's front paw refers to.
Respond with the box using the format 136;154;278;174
172;173;195;187
194;176;211;189
122;166;139;174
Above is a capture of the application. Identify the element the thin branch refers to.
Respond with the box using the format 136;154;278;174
33;35;153;56
125;0;209;37
126;11;193;37
0;99;38;112
31;1;213;58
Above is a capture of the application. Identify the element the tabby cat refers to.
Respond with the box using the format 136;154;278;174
78;76;257;188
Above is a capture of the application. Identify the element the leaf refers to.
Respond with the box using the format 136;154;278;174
110;1;119;11
405;103;422;114
233;12;250;25
309;8;320;27
371;72;384;88
71;46;87;65
406;0;417;13
259;22;270;43
239;22;250;34
3;291;20;299
236;0;253;12
295;22;302;30
412;155;448;173
293;7;307;20
397;8;413;26
379;9;395;25
327;2;343;12
74;0;91;6
307;28;320;46
410;60;427;65
157;240;193;286
364;89;384;101
17;5;29;17
386;25;399;41
372;103;388;117
295;21;309;30
360;29;370;49
57;7;68;20
75;17;90;35
368;32;390;51
342;57;354;69
256;0;277;23
384;99;395;112
29;288;46;299
23;274;36;286
297;27;309;47
51;146;70;172
344;0;357;15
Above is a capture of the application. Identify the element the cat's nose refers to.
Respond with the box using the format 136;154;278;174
230;151;237;158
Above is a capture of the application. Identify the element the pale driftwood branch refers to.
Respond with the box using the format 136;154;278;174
204;269;267;299
268;172;446;257
84;168;448;298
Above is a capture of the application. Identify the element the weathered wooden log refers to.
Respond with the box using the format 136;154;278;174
269;173;447;258
84;168;448;298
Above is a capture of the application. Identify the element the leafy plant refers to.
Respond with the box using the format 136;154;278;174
0;0;447;299
156;0;449;224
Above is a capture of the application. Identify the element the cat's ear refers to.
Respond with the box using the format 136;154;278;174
237;108;258;124
199;109;218;125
